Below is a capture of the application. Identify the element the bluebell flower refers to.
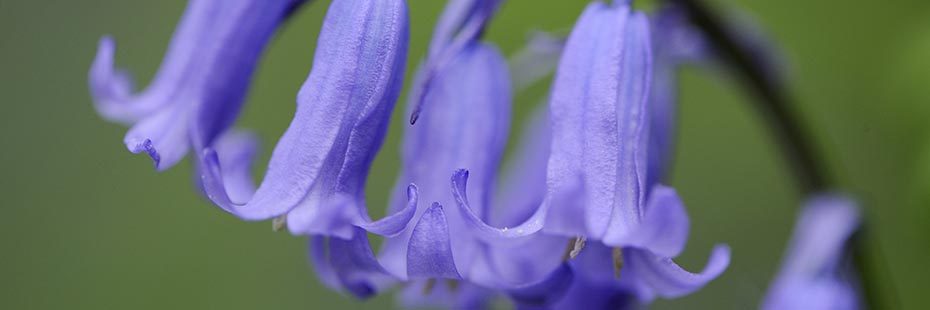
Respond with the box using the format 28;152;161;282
198;0;415;240
90;0;739;307
378;15;514;283
763;195;862;310
451;1;729;306
198;0;419;299
90;0;308;170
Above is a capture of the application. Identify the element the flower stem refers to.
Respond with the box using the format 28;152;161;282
667;0;890;307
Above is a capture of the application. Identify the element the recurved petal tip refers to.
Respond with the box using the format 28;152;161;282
451;169;546;243
123;107;190;171
89;35;136;123
628;244;730;299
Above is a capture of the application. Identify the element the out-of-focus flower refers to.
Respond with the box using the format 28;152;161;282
90;0;308;170
763;195;862;310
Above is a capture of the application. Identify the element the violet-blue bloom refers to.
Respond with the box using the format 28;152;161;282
763;195;862;310
198;0;415;240
378;40;512;282
90;0;307;170
397;66;564;309
372;2;582;307
82;0;825;308
451;1;730;303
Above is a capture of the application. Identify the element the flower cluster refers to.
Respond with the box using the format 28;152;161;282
89;0;862;309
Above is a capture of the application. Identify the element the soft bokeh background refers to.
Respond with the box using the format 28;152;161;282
2;0;929;308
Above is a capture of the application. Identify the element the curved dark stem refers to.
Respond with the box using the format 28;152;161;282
671;0;828;193
667;0;889;308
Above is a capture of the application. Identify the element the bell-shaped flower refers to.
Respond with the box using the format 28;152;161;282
198;0;414;240
762;195;862;310
377;39;513;282
90;0;308;170
390;20;576;307
450;1;730;303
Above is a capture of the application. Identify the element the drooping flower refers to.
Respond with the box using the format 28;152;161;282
451;1;730;305
763;195;862;310
89;0;740;307
198;0;414;240
378;19;514;283
90;0;308;170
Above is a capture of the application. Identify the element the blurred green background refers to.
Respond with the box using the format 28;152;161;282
2;0;929;308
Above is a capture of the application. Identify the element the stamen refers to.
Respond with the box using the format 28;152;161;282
422;278;437;295
612;247;624;278
562;236;587;261
272;214;287;232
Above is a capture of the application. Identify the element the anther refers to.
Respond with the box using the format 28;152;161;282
272;214;287;232
612;247;624;278
562;236;587;261
422;278;436;295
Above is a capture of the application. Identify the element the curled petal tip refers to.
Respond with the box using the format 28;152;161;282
630;244;731;298
451;169;546;243
90;35;135;122
406;183;419;201
125;138;161;170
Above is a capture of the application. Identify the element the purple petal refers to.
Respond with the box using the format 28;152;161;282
210;130;259;204
123;106;189;170
593;11;652;240
285;185;420;239
198;0;409;230
285;195;357;239
90;0;305;170
327;228;396;299
544;5;607;229
551;242;643;309
604;185;690;257
356;184;419;237
762;195;861;310
308;236;342;292
506;263;574;307
492;106;551;227
552;276;639;310
407;203;461;279
545;2;653;239
398;280;493;309
380;42;510;278
451;169;546;243
625;245;730;298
